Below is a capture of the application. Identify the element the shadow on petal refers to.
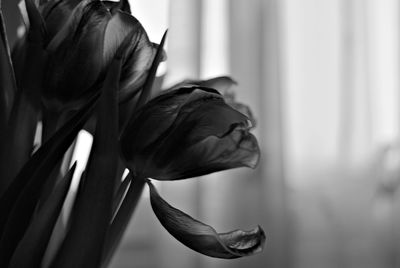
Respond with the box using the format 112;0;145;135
148;181;266;259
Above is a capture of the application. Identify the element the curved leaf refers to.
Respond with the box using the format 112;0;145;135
50;37;122;268
0;93;98;267
101;175;145;268
8;163;76;268
134;29;167;108
148;181;266;258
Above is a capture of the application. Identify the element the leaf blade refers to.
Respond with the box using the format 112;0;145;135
8;163;77;268
50;42;121;268
0;94;98;266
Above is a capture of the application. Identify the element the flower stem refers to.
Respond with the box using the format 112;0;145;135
101;175;146;268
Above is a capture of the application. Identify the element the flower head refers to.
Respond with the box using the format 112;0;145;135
120;86;260;180
14;0;158;111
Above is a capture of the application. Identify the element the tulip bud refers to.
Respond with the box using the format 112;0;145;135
120;86;260;180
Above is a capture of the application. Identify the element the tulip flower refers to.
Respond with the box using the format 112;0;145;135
118;86;265;258
13;0;158;111
120;86;260;180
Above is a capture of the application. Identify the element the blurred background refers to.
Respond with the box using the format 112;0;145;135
4;0;400;267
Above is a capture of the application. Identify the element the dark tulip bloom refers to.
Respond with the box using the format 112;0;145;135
14;0;157;111
120;86;260;180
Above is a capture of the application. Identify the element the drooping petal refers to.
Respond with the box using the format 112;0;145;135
148;181;266;258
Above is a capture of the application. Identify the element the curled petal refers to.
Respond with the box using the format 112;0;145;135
148;181;266;258
153;128;260;180
167;77;256;127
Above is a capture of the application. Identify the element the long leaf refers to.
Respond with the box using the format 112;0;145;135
50;43;121;268
118;30;167;135
0;3;17;126
0;0;48;195
134;29;167;110
0;93;38;195
0;4;18;194
0;94;98;266
112;172;131;218
101;176;145;268
8;163;76;268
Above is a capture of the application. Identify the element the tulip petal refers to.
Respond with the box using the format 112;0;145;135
148;181;266;258
8;163;76;268
170;92;250;144
44;0;110;109
167;77;257;127
154;128;260;181
103;10;157;101
121;87;220;169
41;0;81;41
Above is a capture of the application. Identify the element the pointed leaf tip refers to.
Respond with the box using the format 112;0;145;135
24;0;47;43
135;29;168;109
8;163;76;268
147;180;266;259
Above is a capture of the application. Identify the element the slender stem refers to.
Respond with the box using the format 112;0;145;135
101;175;145;268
